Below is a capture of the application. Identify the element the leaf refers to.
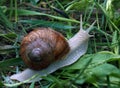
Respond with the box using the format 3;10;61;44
86;64;120;87
86;63;120;77
29;82;35;88
66;51;120;70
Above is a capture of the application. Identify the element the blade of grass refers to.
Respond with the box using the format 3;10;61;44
0;33;17;43
4;74;39;87
0;7;13;30
17;9;79;23
95;1;120;32
0;58;23;69
14;0;18;22
19;20;76;30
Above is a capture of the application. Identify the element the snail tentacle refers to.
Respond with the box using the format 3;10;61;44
86;20;96;33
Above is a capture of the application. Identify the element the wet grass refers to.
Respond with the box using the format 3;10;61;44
0;0;120;88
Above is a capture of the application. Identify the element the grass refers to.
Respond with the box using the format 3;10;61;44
0;0;120;88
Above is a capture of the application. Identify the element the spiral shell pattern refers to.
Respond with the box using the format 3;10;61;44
20;28;70;70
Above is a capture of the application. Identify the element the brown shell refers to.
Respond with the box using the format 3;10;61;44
20;28;70;70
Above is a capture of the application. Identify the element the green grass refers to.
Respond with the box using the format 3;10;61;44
0;0;120;88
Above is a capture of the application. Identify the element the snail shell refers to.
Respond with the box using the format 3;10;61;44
20;28;70;70
10;15;96;83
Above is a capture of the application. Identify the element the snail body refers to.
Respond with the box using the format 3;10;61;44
10;16;96;83
20;28;70;70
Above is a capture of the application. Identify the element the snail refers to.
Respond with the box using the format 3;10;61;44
10;15;96;83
